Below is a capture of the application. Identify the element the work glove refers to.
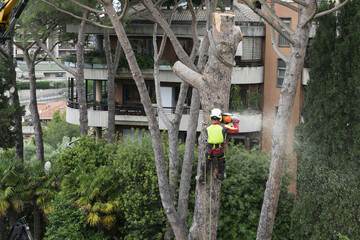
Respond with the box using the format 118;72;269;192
232;116;239;123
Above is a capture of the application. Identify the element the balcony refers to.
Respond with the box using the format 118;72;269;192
67;101;262;133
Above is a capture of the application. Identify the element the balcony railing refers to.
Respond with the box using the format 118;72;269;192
67;100;191;116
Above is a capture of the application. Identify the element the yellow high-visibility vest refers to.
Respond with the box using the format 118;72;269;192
207;124;224;144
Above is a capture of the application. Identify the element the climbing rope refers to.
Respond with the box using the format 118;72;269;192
203;158;214;240
209;160;213;240
203;157;207;240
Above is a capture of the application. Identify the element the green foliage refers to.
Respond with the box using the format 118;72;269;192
119;53;155;69
114;133;166;239
248;91;261;110
16;0;78;46
45;192;107;240
0;59;24;149
55;132;166;239
218;144;294;239
24;140;58;163
293;1;360;239
43;110;80;149
0;155;27;217
16;81;67;90
57;136;114;174
230;85;244;111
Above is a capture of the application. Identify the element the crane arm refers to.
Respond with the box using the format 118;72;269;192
0;0;29;43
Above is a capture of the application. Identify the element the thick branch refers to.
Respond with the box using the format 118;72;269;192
272;0;299;13
142;0;198;71
259;0;294;35
40;0;114;29
291;0;307;7
239;0;295;45
0;46;10;59
117;0;129;21
68;0;106;14
173;61;204;90
271;27;288;62
314;0;351;18
36;40;77;76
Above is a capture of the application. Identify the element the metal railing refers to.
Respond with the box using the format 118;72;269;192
67;100;192;116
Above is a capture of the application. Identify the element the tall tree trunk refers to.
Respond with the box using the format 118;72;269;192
24;53;44;163
0;216;4;240
101;2;188;239
177;89;200;224
104;33;121;142
8;206;16;228
104;33;115;141
33;201;41;240
76;9;90;136
7;40;23;161
255;3;314;239
173;12;242;239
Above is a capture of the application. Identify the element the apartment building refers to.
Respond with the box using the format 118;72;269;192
65;2;311;152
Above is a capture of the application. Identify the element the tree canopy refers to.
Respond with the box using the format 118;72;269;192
0;58;23;150
293;1;360;239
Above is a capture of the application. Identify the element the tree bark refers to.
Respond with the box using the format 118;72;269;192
104;33;121;142
100;1;188;239
8;206;16;228
33;201;41;240
76;9;90;137
24;50;45;163
255;2;315;239
0;216;3;240
104;33;115;142
7;39;23;161
173;13;242;239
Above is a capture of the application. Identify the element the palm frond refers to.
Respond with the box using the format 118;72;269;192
86;212;101;226
101;215;116;229
12;200;24;213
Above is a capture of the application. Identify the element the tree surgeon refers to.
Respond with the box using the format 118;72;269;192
198;108;239;183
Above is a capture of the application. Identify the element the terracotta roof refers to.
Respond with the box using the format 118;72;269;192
38;101;66;120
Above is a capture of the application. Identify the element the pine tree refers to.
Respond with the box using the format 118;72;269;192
0;59;23;150
293;1;360;239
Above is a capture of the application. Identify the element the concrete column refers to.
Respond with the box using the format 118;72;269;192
245;137;251;151
96;81;102;103
95;127;102;139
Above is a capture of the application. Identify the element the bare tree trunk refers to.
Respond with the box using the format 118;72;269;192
7;40;23;161
8;206;16;228
255;3;314;240
24;52;44;163
100;2;188;239
33;201;41;240
103;33;115;141
173;13;242;239
0;216;4;240
76;9;90;136
104;33;121;142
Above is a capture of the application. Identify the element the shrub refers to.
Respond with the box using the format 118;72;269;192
218;144;294;239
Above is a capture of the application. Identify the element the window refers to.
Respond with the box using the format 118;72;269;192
278;18;291;47
123;84;140;103
55;72;63;77
277;59;286;86
179;39;193;55
130;39;154;57
242;37;262;60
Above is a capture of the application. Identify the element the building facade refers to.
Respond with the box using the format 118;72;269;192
65;2;311;152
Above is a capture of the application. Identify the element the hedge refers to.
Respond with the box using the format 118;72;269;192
17;81;67;90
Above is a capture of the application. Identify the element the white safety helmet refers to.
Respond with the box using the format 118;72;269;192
210;108;222;121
